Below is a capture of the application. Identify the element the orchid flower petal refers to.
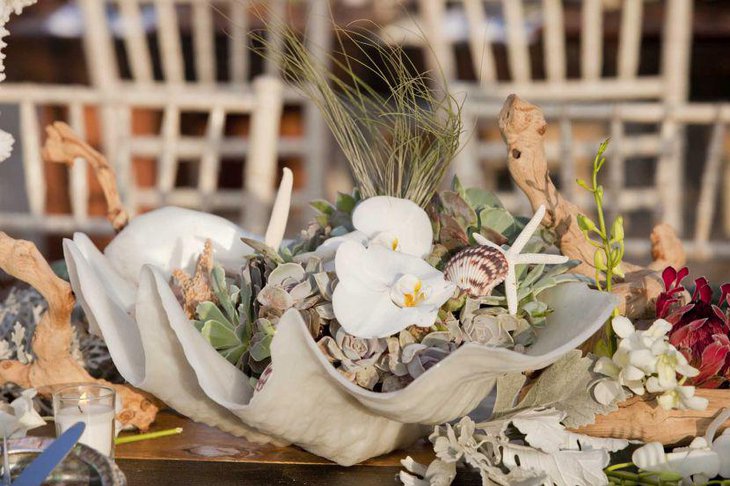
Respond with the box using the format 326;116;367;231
333;241;454;338
352;196;433;258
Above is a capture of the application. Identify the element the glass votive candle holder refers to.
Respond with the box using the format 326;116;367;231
52;383;116;458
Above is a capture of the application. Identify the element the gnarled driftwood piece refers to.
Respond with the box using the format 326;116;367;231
498;95;686;318
42;121;129;232
0;232;158;430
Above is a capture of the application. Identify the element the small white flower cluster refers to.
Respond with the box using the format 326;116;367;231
592;316;708;411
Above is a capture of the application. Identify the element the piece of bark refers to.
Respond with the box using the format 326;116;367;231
0;232;158;431
42;122;129;232
498;95;685;318
172;240;216;319
573;389;730;445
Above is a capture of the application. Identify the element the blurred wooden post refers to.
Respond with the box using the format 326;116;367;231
245;77;283;233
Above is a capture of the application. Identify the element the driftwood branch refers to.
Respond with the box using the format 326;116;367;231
498;95;686;318
42;122;129;232
0;232;158;431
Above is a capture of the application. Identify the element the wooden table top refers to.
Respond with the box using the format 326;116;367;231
109;411;479;485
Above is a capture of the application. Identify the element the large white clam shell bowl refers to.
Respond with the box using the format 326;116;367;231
63;206;617;466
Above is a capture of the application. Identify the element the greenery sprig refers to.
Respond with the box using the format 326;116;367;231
250;13;463;207
576;139;625;355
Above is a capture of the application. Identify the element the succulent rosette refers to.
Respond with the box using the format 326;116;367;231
657;266;730;388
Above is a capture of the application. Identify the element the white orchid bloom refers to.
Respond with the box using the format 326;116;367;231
332;241;456;338
633;410;730;483
473;204;569;315
298;196;434;267
656;385;708;411
351;196;433;257
593;317;703;410
0;389;46;439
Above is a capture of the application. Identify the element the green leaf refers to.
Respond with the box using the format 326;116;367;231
210;266;237;323
310;199;335;215
201;320;241;349
464;187;503;209
241;237;283;263
196;302;233;329
335;192;357;213
249;334;274;361
220;345;246;366
450;175;465;197
479;207;516;236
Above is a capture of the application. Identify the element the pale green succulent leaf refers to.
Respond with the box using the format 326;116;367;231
201;320;241;349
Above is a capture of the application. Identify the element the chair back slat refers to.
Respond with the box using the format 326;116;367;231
617;0;643;80
245;77;283;231
228;0;249;84
158;104;182;194
198;105;226;210
580;0;603;81
501;0;531;83
693;114;727;257
542;0;566;83
191;2;216;84
463;0;496;85
118;0;155;83
19;100;44;216
155;0;185;83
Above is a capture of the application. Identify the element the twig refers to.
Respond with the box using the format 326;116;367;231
42;122;129;232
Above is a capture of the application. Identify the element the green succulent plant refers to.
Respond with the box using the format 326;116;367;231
193;266;254;369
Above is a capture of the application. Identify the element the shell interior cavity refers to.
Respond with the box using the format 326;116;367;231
444;246;509;297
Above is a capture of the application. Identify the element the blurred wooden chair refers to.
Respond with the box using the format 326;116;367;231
76;0;332;213
383;0;694;249
0;75;283;237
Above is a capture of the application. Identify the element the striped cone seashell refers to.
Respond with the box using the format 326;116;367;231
444;245;509;297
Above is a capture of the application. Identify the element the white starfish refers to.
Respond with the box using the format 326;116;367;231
473;204;569;315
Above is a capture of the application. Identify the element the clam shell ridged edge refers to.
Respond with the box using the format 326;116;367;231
444;246;508;297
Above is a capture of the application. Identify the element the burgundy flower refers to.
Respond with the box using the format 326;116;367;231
657;266;730;388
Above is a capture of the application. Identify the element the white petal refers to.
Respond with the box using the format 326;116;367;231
352;196;433;258
264;168;293;250
594;357;620;378
646;319;672;338
611;316;635;339
104;206;255;283
508;204;545;256
592;379;623;405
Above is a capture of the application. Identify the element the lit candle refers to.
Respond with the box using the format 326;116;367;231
52;384;116;457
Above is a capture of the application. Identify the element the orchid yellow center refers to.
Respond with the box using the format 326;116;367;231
391;274;429;308
371;232;401;252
